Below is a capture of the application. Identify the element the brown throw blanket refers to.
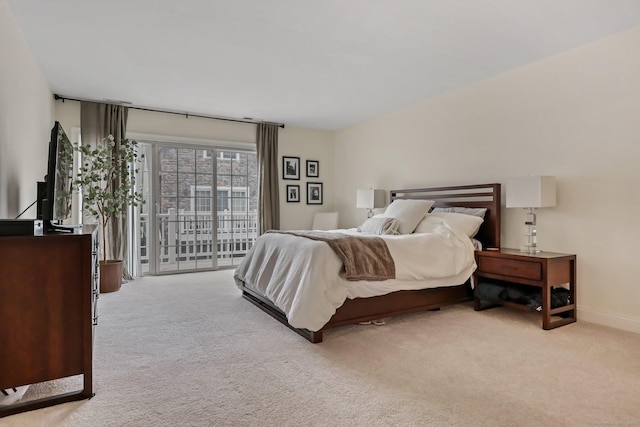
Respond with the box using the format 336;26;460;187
267;230;395;281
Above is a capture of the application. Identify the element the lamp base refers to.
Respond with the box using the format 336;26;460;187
522;208;540;254
521;246;541;254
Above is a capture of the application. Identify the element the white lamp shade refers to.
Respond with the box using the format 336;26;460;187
506;176;556;208
356;189;386;209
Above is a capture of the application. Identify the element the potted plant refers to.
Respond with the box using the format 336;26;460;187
73;135;144;293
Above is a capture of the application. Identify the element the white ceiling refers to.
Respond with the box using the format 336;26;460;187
7;0;640;130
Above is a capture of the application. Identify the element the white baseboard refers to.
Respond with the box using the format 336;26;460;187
577;307;640;334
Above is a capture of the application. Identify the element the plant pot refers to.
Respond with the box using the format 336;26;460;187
100;260;124;293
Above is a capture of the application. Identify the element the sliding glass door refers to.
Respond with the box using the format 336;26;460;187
138;143;257;275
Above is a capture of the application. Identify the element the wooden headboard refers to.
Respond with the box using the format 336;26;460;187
390;183;501;249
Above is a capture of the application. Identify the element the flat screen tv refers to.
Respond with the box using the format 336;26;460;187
41;121;75;231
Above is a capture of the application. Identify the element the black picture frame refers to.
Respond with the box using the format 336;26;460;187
282;156;300;180
306;160;319;178
286;185;300;203
306;182;323;205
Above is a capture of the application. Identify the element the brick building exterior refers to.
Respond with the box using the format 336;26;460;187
158;148;257;214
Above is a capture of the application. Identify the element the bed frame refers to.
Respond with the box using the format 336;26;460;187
242;183;501;343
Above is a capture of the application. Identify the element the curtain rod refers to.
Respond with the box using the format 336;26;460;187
53;94;285;128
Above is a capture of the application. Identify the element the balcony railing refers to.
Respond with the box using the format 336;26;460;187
140;209;258;272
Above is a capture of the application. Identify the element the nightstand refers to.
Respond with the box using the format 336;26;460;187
473;248;576;330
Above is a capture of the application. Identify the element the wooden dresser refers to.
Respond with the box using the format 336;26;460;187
0;226;98;417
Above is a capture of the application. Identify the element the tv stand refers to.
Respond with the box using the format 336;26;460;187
0;226;98;417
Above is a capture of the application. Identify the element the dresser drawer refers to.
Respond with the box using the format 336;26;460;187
477;257;542;281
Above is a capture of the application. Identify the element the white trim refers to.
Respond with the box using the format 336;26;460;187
217;151;240;161
577;307;640;334
126;132;254;152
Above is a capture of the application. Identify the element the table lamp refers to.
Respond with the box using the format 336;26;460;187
356;189;385;218
506;176;556;253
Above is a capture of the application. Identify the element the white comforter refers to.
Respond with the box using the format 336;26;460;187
234;223;476;332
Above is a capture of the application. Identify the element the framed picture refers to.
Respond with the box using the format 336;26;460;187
307;182;323;205
306;160;319;178
286;185;300;203
282;156;300;180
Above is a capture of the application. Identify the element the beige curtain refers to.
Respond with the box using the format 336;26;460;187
80;101;132;279
256;123;280;234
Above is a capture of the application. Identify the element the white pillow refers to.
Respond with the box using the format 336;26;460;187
413;216;442;234
357;216;400;235
383;199;435;234
431;207;487;219
414;212;484;237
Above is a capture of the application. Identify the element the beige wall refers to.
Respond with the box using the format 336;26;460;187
55;101;335;230
334;25;640;333
0;0;54;218
278;126;335;229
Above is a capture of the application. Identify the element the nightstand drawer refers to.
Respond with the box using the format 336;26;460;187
478;257;542;281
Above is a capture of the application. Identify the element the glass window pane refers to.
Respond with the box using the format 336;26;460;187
232;175;248;187
195;190;212;212
159;147;177;172
196;150;213;169
235;152;249;174
160;197;177;214
231;191;247;212
160;172;177;197
217;189;229;212
217;153;232;175
178;173;195;197
217;175;231;188
178;149;195;172
196;173;213;186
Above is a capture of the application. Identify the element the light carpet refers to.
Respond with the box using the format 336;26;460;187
2;270;639;427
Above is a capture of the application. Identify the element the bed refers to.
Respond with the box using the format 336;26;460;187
234;183;501;343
